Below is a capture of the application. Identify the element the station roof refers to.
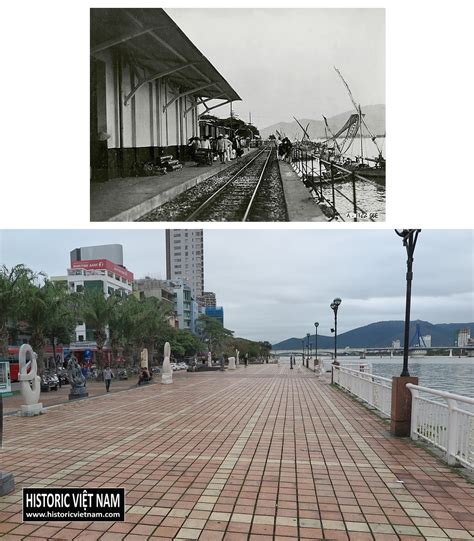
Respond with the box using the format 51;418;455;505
91;8;241;103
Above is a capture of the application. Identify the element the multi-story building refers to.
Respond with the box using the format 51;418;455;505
392;339;401;349
457;328;471;347
204;306;224;327
166;229;204;298
422;335;432;348
197;291;217;308
51;245;133;361
134;277;178;328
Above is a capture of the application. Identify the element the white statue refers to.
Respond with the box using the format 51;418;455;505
228;356;236;370
235;349;240;366
18;344;43;416
161;342;172;384
140;348;148;368
207;351;212;367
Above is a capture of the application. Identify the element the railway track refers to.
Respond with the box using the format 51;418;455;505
139;147;288;222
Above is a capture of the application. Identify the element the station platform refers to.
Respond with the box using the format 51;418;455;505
278;160;327;222
90;151;257;222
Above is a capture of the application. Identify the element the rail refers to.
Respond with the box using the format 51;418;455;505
291;147;379;222
407;384;474;469
184;147;271;222
333;364;392;417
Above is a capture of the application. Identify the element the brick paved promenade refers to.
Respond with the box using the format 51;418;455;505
1;364;473;540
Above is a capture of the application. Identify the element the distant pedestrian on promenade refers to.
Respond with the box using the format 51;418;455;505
104;366;112;392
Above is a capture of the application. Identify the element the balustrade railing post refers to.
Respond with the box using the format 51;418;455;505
331;164;336;216
409;387;419;440
352;171;358;222
446;398;458;465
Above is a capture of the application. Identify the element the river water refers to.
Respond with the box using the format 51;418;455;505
292;137;386;222
275;353;474;398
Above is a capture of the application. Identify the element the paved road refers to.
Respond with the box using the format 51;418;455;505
1;364;473;540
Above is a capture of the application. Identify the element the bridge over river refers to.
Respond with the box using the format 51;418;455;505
1;363;473;539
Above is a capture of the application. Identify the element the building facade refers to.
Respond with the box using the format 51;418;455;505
90;8;240;181
166;229;204;298
196;291;216;308
134;277;178;328
204;306;224;327
457;328;471;347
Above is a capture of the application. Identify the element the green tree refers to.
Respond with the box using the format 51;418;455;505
0;264;37;358
81;290;116;368
170;329;204;359
196;314;234;357
27;281;79;371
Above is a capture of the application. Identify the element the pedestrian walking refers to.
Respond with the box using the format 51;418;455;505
104;366;113;392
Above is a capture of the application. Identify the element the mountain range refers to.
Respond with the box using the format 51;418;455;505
259;104;385;140
272;321;473;350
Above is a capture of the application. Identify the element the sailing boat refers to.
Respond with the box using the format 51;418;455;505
320;68;386;186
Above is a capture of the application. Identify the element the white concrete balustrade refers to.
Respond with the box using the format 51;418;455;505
332;365;392;417
407;384;474;469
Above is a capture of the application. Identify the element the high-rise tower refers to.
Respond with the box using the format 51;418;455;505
165;230;204;298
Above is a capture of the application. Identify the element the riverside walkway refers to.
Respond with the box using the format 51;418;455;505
1;364;473;540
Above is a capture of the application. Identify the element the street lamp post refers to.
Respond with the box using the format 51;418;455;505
330;298;342;382
395;229;421;377
301;339;305;367
290;354;293;370
390;229;421;437
306;333;310;368
314;322;319;371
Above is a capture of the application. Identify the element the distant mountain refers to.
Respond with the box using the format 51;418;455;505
260;104;385;140
272;320;473;349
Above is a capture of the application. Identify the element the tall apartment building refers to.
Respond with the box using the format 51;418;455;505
165;230;204;298
457;328;471;347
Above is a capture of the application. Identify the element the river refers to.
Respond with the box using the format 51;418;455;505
291;137;385;222
275;353;474;398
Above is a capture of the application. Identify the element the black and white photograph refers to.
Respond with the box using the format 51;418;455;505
90;8;385;222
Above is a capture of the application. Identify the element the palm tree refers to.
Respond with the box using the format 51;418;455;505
81;291;116;369
0;265;37;358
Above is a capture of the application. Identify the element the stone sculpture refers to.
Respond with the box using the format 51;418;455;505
207;351;212;367
228;356;236;370
67;354;88;400
18;344;43;416
236;349;240;366
140;348;149;368
162;342;172;384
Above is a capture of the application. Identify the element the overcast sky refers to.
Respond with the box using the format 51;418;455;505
1;229;472;343
165;8;385;129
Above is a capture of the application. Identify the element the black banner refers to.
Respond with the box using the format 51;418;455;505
23;488;125;522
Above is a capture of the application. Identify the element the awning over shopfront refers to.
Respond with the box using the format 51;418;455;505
91;8;241;107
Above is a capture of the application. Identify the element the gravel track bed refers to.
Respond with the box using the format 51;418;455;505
246;157;288;221
137;151;263;222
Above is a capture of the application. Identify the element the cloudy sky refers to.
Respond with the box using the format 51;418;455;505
166;8;385;129
1;229;472;343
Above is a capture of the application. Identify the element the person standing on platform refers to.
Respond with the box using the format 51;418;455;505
224;134;232;162
104;366;113;393
217;135;226;163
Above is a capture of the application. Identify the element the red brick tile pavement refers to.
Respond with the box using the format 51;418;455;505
1;364;473;540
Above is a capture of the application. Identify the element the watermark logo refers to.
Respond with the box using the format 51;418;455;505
22;488;125;522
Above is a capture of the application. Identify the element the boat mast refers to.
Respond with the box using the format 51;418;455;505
359;105;364;164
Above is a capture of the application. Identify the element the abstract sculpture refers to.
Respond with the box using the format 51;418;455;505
228;356;236;370
236;349;240;366
18;344;42;416
162;342;172;384
207;351;212;367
